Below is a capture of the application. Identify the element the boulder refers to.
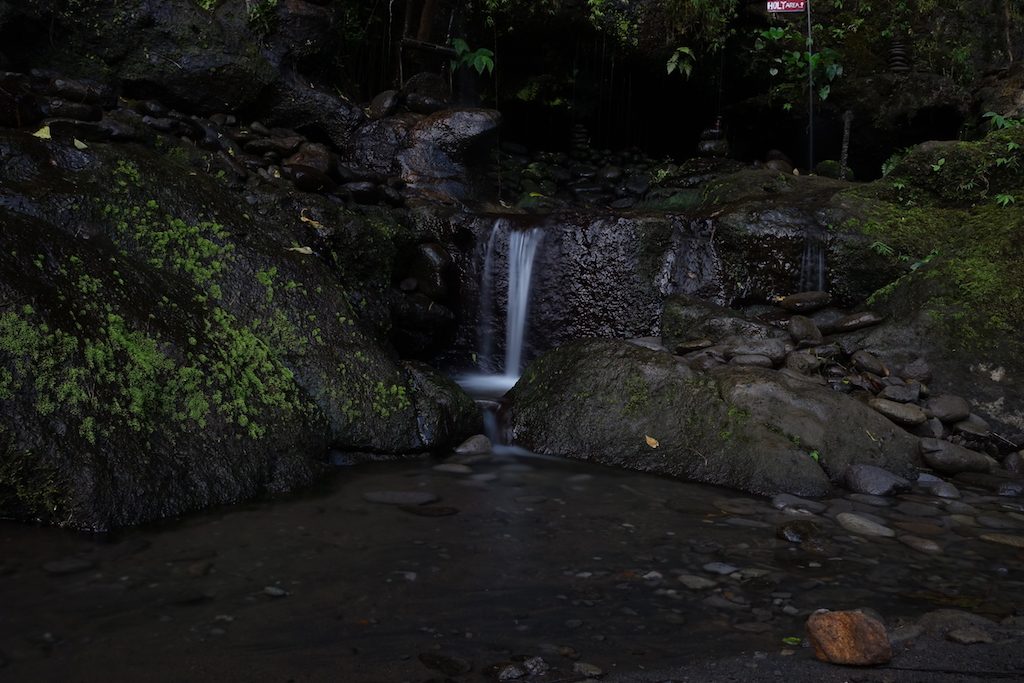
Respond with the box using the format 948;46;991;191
806;609;892;665
509;340;922;497
920;438;992;474
868;397;928;426
927;394;971;423
844;464;911;496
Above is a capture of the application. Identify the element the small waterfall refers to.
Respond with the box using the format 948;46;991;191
457;219;544;398
504;228;543;376
799;232;827;293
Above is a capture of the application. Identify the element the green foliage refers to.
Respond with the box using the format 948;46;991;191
752;23;844;110
451;38;495;76
245;0;278;33
666;46;695;79
984;111;1024;130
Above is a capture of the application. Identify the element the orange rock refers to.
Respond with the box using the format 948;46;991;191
806;609;892;665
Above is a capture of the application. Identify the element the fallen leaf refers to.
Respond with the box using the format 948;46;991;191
299;209;325;230
645;435;660;449
73;138;88;150
32;126;51;140
287;246;314;255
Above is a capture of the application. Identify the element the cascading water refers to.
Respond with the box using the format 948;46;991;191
799;230;828;293
457;220;544;399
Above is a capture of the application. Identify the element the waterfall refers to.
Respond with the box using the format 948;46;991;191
457;220;544;398
504;228;543;376
799;232;827;293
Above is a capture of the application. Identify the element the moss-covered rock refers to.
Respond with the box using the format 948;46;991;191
0;130;476;530
828;127;1024;429
508;339;922;497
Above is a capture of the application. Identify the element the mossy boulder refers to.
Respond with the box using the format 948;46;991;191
0;129;477;530
830;126;1024;429
507;339;920;497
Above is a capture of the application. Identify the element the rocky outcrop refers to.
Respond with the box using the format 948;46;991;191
0;127;478;531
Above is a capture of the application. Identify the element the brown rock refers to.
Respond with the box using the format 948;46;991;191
806;609;892;665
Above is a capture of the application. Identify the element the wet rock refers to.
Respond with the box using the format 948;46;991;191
926;395;971;423
918;610;999;636
455;434;492;456
341;181;379;203
785;352;823;375
836;512;896;537
879;383;920;403
245;136;305;156
898;358;933;383
523;656;549;675
573;662;604;677
730;354;774;368
898;535;942;554
1004;452;1024;474
285;164;335;193
852;350;887;376
722;337;790;364
39;98;102;121
953;414;991;437
806;609;892;665
831;311;886;333
408;243;452;301
913;417;947;439
497;663;526;680
284;142;334;175
844;464;910;496
703;562;740;575
868;397;927;426
263;586;288;597
947;626;994;644
921;481;961;499
367;90;399;120
362;491;440;506
789;315;823;345
419;652;472;675
772;493;828;514
678;574;718;590
776;520;825;544
979;533;1024;548
920;438;992;474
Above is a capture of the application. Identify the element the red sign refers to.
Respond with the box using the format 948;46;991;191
767;0;806;11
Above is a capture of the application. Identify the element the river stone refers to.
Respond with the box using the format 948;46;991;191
730;354;774;368
953;414;991;437
980;533;1024;548
998;481;1024;497
433;463;472;474
771;493;828;514
776;520;825;544
455;434;492;456
832;311;885;333
789;315;823;345
869;397;928;426
785;352;823;375
703;562;740;575
367;90;399;120
926;395;971;423
947;626;994;645
920;438;992;474
844;464;911;496
879;383;920;403
913;417;947;439
923;481;962;499
806;610;892;665
722;337;790;363
836;512;896;537
362;491;440;506
573;662;604;677
852;350;887;376
899;535;942;554
678;574;718;590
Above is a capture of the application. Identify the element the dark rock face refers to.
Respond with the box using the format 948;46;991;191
398;108;502;202
507;339;923;497
0;130;476;530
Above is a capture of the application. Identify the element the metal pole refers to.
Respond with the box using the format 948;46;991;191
807;0;814;172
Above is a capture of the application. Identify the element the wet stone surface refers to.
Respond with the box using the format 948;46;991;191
1;454;1023;681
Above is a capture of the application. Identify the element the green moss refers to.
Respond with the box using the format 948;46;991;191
371;382;410;418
